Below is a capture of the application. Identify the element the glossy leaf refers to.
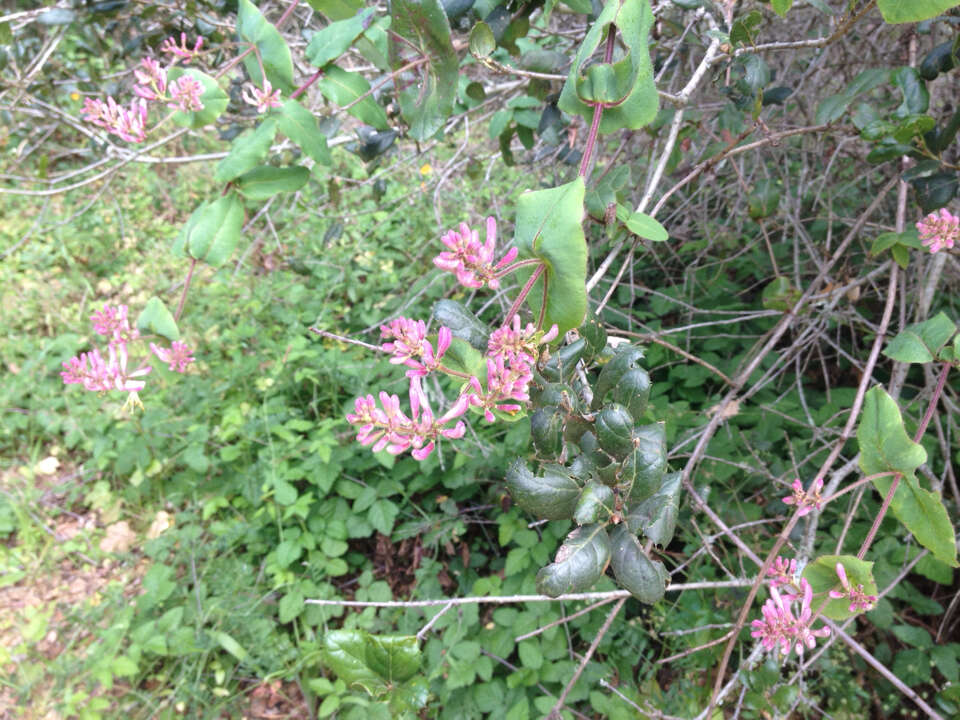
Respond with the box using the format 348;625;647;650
469;21;496;59
136;297;179;342
579;313;607;358
277;100;331;165
536;524;611;597
802;555;878;621
306;8;374;67
531;406;565;458
173;192;245;267
317;67;390;130
167;68;228;129
237;0;295;92
234;166;310;200
609;525;668;603
592;345;644;409
911;172;959;214
506;461;581;520
363;634;421;684
514;179;587;336
573;480;615;524
433;299;489;350
919;40;959;80
214;118;278;184
877;0;960;24
625;471;680;545
883;312;957;363
558;0;659;133
893;67;930;118
624;423;667;501
321;630;421;696
609;368;651;418
389;0;458;140
540;339;587;383
595;404;635;459
615;204;668;242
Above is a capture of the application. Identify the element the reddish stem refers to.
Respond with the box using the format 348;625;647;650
504;264;545;325
578;26;616;178
291;70;324;100
175;258;198;322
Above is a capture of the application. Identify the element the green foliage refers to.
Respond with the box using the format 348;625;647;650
137;297;179;341
167;68;229;129
173;192;245;267
877;0;960;24
803;555;878;620
237;0;296;92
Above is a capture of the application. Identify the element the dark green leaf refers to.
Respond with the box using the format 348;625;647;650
536;524;611;597
573;481;615;524
593;345;645;409
278;100;331;164
595;404;635;459
321;630;388;696
531;406;565;458
920;40;960;79
237;0;295;92
234;166;310;200
579;313;607;358
506;461;581;520
540;339;586;383
317;67;390;130
609;368;651;418
911;172;958;214
729;10;762;46
433;299;489;350
136;297;179;342
514;179;587;336
748;178;780;219
625;470;680;545
802;555;878;620
167;68;228;129
609;525;667;603
520;49;567;74
214;118;278;184
883;312;957;363
306;8;374;67
893;67;930;117
623;423;667;501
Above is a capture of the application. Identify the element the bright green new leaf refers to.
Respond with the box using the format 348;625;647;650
321;630;388;696
167;68;228;129
389;0;458;140
306;8;374;67
214;118;278;183
558;0;659;133
237;0;295;92
877;0;960;24
136;297;179;342
306;0;363;20
173;192;245;267
771;0;793;16
615;204;668;241
234;166;310;200
364;634;421;684
277;100;331;165
212;631;250;662
469;21;496;59
317;66;390;130
514;178;587;336
536;524;611;597
609;525;668;603
884;312;957;363
802;555;878;621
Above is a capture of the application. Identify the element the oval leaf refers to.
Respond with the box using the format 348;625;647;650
609;525;667;603
506;460;581;520
536;524;611;597
573;480;615;525
234;166;310;200
136;297;179;342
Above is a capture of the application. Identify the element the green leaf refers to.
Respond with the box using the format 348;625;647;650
761;276;800;311
573;480;615;524
277;100;331;165
625;471;681;545
441;337;486;379
558;0;659;134
748;178;780;219
609;525;668;603
364;634;421;684
322;630;388;696
234;166;310;200
306;0;363;20
729;10;762;46
531;405;565;458
536;524;611;597
893;67;930;117
237;0;295;92
593;345;644;409
514;178;587;336
884;312;957;363
615;204;668;241
877;0;960;24
317;66;390;130
306;8;375;67
136;297;179;342
595;404;635;459
167;68;228;129
433;299;489;350
469;21;496;59
506;461;581;520
911;171;959;214
609;368;652;418
871;231;906;255
279;587;304;622
173;192;245;267
623;423;667;501
771;0;793;17
212;630;250;663
389;0;458;140
214;118;279;184
802;555;878;620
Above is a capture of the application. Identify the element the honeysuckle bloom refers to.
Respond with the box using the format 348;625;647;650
242;80;283;114
828;562;877;613
380;318;452;378
133;58;168;101
346;378;469;460
767;556;798;589
81;97;148;143
434;217;519;290
751;578;830;657
150;341;195;373
168;75;204;112
91;304;139;346
61;342;152;394
916;208;959;253
783;477;824;516
161;32;204;61
487;316;559;365
467;355;534;422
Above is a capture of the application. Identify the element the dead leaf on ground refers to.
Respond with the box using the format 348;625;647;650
99;521;136;553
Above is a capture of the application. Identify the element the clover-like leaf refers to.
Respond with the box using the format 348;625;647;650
506;460;581;520
609;524;667;603
536;524;611;597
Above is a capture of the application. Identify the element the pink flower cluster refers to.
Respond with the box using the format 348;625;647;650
161;32;204;62
751;578;830;656
434;217;518;289
829;562;877;613
917;208;959;254
82;97;149;143
381;318;451;378
783;478;824;516
62;304;194;400
766;556;798;589
242;79;283;114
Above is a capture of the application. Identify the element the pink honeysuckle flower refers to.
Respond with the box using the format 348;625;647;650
782;477;824;516
488;315;559;365
828;562;877;613
242;80;283;114
916;208;959;254
150;341;195;373
434;217;519;290
90;304;140;346
751;578;830;657
380;318;452;378
168;75;204;112
81;97;147;143
467;354;533;422
161;32;204;61
133;57;168;101
61;343;151;394
767;556;798;589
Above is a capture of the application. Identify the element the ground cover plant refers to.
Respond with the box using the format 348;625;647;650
2;0;960;718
